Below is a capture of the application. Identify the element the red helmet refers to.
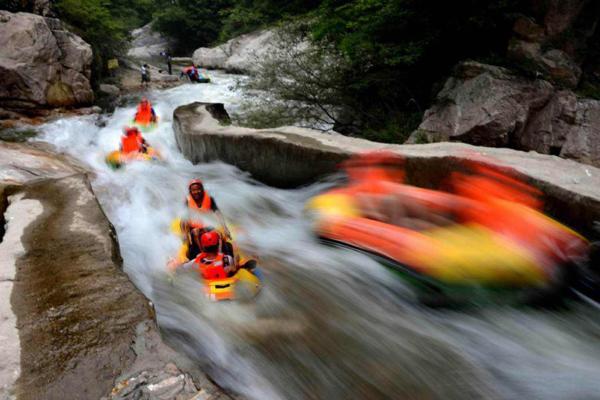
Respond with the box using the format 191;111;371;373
124;126;139;136
200;231;220;252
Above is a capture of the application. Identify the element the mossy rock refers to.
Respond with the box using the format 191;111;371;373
0;128;38;143
46;81;75;107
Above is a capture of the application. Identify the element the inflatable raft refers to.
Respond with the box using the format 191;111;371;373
105;147;162;169
169;218;263;302
306;152;590;304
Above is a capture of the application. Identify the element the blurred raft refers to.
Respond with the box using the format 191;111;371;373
306;151;591;305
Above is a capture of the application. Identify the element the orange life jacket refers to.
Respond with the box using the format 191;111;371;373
121;133;143;154
135;103;154;125
194;253;228;280
187;193;212;211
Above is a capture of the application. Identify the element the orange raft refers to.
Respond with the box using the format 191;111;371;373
306;152;589;304
133;102;159;131
169;219;263;302
105;147;162;169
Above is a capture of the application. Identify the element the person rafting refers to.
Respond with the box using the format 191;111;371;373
120;126;147;154
175;230;236;277
134;97;157;127
187;179;218;211
186;179;232;238
180;65;209;83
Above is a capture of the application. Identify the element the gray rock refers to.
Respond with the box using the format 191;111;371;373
408;61;554;146
157;74;179;82
188;390;214;400
99;84;121;96
561;99;600;166
539;49;582;88
127;22;172;60
413;61;600;168
193;30;288;73
145;375;185;400
33;0;53;16
519;90;577;154
0;11;93;110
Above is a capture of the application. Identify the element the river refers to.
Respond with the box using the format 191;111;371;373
35;71;600;400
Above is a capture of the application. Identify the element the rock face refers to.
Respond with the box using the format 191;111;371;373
192;30;275;73
409;62;554;147
0;11;94;111
127;22;172;60
0;142;230;400
409;1;600;166
409;61;600;168
99;83;121;97
507;0;599;88
173;102;600;236
174;102;351;187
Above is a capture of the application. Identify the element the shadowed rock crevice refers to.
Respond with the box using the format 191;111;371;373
0;185;7;243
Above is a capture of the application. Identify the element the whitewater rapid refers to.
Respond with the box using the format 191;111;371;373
36;71;600;400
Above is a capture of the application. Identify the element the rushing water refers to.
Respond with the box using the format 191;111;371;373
36;71;600;400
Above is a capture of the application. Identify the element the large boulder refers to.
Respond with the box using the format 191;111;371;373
127;22;172;60
173;102;600;236
0;11;93;110
408;62;554;147
410;61;600;168
560;99;600;166
192;30;276;73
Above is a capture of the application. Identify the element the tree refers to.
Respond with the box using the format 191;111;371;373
152;0;232;53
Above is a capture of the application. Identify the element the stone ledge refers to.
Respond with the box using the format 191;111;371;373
173;102;600;236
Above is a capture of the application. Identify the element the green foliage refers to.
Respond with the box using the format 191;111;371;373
412;130;430;145
360;112;422;144
577;82;600;100
311;0;520;110
219;0;321;40
152;0;232;53
0;127;38;143
54;0;157;80
234;0;521;140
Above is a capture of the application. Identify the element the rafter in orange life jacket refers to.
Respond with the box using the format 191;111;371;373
135;102;156;125
121;131;143;154
187;193;212;211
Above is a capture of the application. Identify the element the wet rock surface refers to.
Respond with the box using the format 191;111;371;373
0;142;232;399
173;102;600;236
107;362;228;400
